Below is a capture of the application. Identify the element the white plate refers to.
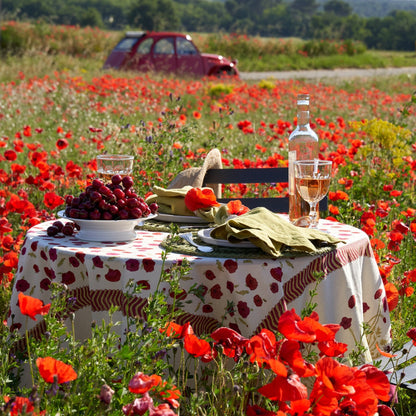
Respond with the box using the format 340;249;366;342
155;212;209;224
57;210;156;242
197;228;256;248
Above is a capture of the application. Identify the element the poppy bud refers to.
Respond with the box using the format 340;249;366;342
99;384;115;405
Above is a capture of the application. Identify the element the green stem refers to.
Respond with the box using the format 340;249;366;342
24;317;34;386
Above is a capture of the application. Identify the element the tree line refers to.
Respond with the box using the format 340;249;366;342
2;0;416;51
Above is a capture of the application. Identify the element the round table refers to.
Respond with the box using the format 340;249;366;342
8;218;391;363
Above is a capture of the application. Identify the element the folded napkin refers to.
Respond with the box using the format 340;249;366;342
145;186;195;216
210;207;343;258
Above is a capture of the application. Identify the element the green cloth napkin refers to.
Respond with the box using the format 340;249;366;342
145;186;222;218
194;203;235;223
210;207;343;258
145;186;195;216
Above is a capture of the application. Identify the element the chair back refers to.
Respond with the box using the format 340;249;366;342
203;167;328;213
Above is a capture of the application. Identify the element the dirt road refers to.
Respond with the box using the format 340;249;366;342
240;66;416;81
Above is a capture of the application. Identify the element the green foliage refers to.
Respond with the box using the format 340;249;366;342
0;21;118;58
2;0;416;50
324;0;353;16
300;39;366;57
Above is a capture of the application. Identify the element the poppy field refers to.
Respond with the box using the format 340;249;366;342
0;51;416;415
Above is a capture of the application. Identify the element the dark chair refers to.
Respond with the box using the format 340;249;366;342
202;167;328;213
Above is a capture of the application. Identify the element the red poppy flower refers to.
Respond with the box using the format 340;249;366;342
390;190;402;197
328;204;340;215
18;292;51;321
407;327;416;346
43;192;65;210
346;368;379;415
151;374;181;407
328;190;349;201
377;404;396;416
0;217;13;234
258;373;307;402
211;327;249;360
226;200;250;215
288;399;311;416
314;357;355;396
160;321;193;339
280;339;316;377
4;149;17;161
384;282;399;311
184;187;220;211
318;339;348;358
56;138;69;150
247;328;278;363
4;396;46;415
128;372;156;394
359;364;391;402
36;357;77;384
184;333;213;359
278;309;335;343
150;403;177;416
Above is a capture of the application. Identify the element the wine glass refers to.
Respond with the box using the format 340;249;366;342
294;159;332;229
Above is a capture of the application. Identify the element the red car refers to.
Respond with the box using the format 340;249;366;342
103;31;239;78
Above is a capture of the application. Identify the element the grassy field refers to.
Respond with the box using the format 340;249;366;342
1;22;416;83
1;23;416;416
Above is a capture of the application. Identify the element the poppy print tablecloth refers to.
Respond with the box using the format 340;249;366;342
8;218;391;363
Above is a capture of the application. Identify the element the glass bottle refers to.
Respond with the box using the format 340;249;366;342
288;93;319;226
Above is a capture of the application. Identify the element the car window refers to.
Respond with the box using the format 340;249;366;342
154;38;174;55
176;37;198;56
137;38;153;54
114;38;139;52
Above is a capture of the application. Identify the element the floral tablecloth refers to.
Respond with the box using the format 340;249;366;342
8;218;391;363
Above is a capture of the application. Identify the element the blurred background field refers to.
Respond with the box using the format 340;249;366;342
1;21;416;83
1;18;416;415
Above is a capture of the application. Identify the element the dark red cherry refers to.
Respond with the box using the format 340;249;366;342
122;176;134;189
62;224;74;236
129;208;142;219
111;174;123;185
92;178;104;189
47;225;59;236
52;221;64;231
149;203;159;214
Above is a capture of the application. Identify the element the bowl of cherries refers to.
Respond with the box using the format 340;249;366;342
57;174;158;242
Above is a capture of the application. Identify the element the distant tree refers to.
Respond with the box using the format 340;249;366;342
128;0;156;30
341;14;368;41
364;16;384;49
377;10;416;50
129;0;180;31
12;0;57;22
289;0;319;15
260;3;287;36
224;0;283;34
323;0;352;16
177;0;228;33
79;7;104;28
309;12;367;41
286;0;319;38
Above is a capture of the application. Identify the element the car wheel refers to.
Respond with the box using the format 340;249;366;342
214;67;237;77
